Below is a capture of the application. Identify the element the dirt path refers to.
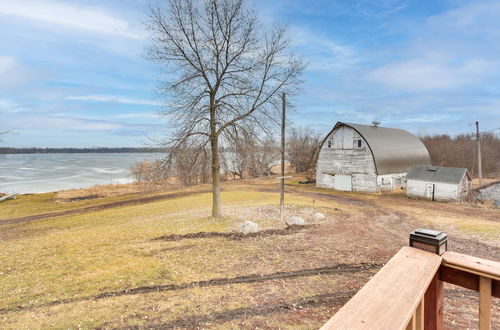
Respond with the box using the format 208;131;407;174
153;224;319;241
0;262;380;314
116;291;357;330
0;189;210;226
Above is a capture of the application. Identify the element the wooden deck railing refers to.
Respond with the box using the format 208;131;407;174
321;246;499;330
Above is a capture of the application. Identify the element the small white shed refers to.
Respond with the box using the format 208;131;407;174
406;165;471;202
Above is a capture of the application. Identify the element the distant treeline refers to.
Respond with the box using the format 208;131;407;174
420;132;500;177
0;147;166;154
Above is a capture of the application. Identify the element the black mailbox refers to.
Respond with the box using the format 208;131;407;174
409;228;448;255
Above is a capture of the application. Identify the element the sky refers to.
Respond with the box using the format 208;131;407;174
0;0;499;147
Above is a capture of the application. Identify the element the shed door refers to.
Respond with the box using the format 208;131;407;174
335;175;352;191
425;183;435;201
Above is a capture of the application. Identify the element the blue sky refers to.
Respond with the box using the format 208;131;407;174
0;0;499;147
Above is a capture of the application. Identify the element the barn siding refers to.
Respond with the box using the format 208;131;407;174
457;175;471;201
377;173;406;192
406;180;429;199
316;127;377;191
434;182;459;201
406;179;459;202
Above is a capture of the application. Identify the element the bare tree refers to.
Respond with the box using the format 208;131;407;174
148;0;304;217
221;132;279;179
420;132;500;178
286;127;321;173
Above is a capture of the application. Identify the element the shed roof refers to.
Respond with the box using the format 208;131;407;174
406;165;469;184
327;122;431;175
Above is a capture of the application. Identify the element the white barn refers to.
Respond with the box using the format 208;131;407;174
316;122;431;192
406;165;471;202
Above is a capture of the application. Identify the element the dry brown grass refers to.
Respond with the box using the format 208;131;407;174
471;177;499;189
55;182;175;201
0;176;498;329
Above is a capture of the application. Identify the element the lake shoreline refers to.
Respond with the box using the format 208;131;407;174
0;153;163;194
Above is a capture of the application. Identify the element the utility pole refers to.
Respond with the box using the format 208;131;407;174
476;121;483;186
280;92;286;222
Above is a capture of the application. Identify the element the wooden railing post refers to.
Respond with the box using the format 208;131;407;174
479;276;492;330
416;299;424;330
424;271;443;330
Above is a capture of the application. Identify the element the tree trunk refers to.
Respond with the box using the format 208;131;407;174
210;134;221;217
210;97;221;218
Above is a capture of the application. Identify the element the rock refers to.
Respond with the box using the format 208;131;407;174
238;221;259;235
312;212;326;221
286;216;305;226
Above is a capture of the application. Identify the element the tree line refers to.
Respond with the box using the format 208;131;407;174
130;126;320;187
420;132;500;177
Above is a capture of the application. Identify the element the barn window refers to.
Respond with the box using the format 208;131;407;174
327;140;332;148
355;139;362;148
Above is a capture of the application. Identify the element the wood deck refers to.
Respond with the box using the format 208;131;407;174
321;247;441;330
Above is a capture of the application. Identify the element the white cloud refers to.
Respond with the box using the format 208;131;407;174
366;58;492;91
0;98;29;115
354;0;409;17
0;56;47;89
115;113;158;119
0;98;17;109
2;113;161;132
0;56;17;75
426;1;500;35
290;27;360;72
0;1;143;39
66;95;161;106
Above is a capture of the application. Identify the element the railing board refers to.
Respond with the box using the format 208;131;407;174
442;251;500;281
441;266;500;299
321;247;441;330
441;266;479;292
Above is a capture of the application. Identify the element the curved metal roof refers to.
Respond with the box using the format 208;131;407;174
322;122;431;175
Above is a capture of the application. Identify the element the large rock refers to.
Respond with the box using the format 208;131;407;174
311;212;326;221
238;221;259;235
286;216;305;226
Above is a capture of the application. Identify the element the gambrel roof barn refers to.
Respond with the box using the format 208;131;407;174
316;122;431;192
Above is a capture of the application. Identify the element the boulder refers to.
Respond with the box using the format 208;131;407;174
238;221;259;235
312;212;326;221
286;216;305;226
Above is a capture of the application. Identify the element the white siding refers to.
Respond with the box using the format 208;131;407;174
377;173;406;192
317;127;377;192
406;179;459;202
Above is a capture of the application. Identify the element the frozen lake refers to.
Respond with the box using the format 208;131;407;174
0;153;163;194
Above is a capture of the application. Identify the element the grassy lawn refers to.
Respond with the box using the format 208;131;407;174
0;178;498;328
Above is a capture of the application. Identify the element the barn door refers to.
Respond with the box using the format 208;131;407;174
335;175;352;191
425;183;435;201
